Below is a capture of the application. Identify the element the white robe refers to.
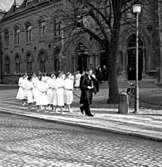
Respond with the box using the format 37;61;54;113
64;78;74;105
47;78;55;105
32;77;39;103
56;78;64;106
51;79;57;106
35;80;48;106
16;77;28;100
26;80;34;104
74;73;81;88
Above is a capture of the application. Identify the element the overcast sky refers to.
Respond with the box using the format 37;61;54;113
0;0;23;11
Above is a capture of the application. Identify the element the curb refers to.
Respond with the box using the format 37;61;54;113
0;108;162;142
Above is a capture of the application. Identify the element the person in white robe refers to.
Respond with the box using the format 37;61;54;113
51;74;57;110
56;72;65;113
26;75;34;111
32;73;39;104
64;73;74;112
46;73;56;111
16;73;28;105
35;76;48;111
74;71;81;89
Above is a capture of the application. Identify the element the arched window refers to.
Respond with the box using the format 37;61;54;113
53;47;60;71
4;29;9;47
40;58;46;73
38;49;47;73
128;34;143;48
26;53;32;73
39;20;46;37
5;56;10;74
15;54;20;73
14;26;20;44
54;18;61;36
26;23;32;42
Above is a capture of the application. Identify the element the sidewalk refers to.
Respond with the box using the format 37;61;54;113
0;105;162;142
0;77;162;141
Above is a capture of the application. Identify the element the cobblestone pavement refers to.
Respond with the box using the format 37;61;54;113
0;113;162;167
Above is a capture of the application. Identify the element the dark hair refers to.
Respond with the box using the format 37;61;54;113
27;75;32;81
86;68;93;72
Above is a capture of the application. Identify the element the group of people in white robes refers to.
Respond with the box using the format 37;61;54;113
16;72;75;113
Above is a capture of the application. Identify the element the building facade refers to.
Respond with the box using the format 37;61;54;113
0;0;161;83
0;9;6;83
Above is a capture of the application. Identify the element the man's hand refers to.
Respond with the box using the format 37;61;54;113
87;86;93;89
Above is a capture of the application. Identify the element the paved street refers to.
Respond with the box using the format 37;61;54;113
0;112;162;167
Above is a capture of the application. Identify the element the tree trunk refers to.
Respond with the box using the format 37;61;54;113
107;54;119;103
106;23;120;104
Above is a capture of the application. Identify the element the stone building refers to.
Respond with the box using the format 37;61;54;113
0;0;161;83
0;0;101;83
0;9;6;83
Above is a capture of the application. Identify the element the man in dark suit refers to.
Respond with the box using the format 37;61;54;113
79;69;99;116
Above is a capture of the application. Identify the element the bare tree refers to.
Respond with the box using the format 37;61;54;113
60;0;151;103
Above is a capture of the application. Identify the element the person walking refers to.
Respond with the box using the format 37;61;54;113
56;72;65;113
74;71;81;89
26;75;34;111
79;69;95;117
64;72;74;112
16;73;28;106
35;75;48;112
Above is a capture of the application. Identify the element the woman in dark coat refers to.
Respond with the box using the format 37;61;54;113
79;69;98;116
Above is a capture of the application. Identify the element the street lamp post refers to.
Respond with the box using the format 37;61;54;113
133;3;142;113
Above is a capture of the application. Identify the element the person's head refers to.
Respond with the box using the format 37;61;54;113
86;68;93;76
32;72;37;77
23;73;27;78
62;73;66;79
27;75;32;81
58;71;63;78
43;72;47;76
38;71;42;77
66;72;70;78
38;75;42;81
51;73;56;79
103;65;106;69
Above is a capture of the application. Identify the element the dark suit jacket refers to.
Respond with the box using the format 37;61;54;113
80;74;99;105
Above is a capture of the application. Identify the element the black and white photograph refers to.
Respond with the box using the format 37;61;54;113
0;0;162;166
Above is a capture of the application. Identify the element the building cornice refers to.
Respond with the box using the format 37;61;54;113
1;0;62;23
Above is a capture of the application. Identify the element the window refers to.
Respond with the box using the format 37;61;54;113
54;19;61;36
14;27;20;44
4;29;9;47
54;59;60;71
39;21;46;37
5;57;10;73
26;54;32;73
26;23;32;42
40;58;46;73
15;55;20;73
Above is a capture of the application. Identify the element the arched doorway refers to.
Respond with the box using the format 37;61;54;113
15;54;20;73
26;52;32;73
38;49;47;73
53;47;60;72
127;34;144;80
75;42;89;73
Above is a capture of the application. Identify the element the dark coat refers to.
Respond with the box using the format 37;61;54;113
80;74;98;105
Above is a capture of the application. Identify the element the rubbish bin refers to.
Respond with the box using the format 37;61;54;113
118;93;129;114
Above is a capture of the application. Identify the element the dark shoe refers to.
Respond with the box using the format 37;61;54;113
132;111;137;113
86;113;94;117
80;106;84;114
